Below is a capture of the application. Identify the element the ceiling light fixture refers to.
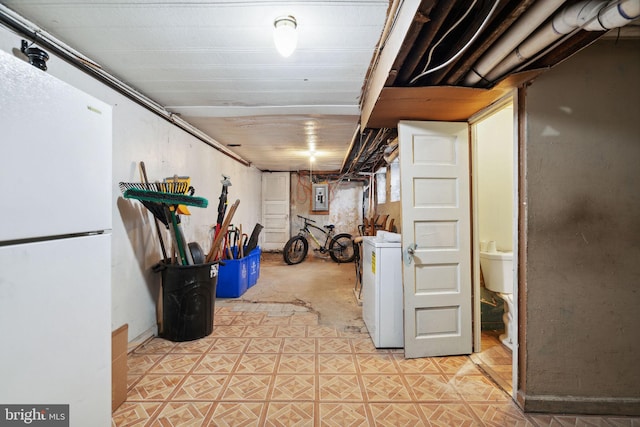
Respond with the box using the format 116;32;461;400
273;15;297;57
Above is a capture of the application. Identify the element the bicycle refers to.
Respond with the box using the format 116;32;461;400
283;215;356;265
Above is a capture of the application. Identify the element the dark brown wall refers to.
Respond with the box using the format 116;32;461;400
520;38;640;415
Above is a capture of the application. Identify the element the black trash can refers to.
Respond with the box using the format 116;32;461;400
154;261;219;342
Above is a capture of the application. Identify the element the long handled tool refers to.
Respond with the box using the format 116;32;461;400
214;175;232;241
240;232;248;257
170;175;194;265
122;187;208;265
139;162;167;334
206;199;240;263
224;226;235;260
245;223;263;254
224;225;236;260
139;162;168;260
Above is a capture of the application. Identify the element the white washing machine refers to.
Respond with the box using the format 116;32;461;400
362;235;404;348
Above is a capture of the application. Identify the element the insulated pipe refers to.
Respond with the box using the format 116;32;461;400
483;0;640;84
552;0;609;34
584;0;640;30
484;0;607;82
463;0;567;86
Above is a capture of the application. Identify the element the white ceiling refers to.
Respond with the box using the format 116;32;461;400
3;0;389;171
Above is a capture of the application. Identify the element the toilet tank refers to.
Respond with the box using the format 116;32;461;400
479;251;513;294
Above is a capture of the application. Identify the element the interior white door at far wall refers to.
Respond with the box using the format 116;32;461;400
261;172;290;250
399;121;472;358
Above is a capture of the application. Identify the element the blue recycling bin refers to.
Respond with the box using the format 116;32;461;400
247;246;261;287
216;247;248;298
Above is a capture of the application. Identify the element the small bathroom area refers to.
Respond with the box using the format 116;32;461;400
473;101;515;393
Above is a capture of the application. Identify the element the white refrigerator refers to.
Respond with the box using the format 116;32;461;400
362;235;404;348
0;49;112;425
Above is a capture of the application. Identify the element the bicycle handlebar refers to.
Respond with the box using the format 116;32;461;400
297;215;316;223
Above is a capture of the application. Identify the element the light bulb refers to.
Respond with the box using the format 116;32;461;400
273;16;297;57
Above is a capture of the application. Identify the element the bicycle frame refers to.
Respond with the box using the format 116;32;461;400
283;215;355;265
298;220;334;251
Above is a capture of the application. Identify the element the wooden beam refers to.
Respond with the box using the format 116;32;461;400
395;0;456;86
384;8;433;87
361;0;422;129
366;70;543;128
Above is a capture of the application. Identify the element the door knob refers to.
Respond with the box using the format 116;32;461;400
404;243;417;265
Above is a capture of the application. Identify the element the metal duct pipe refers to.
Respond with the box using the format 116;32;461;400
463;0;567;86
482;0;640;84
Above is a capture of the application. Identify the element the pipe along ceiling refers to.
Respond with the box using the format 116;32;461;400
343;0;640;176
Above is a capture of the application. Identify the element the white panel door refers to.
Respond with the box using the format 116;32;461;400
399;121;472;358
261;172;290;250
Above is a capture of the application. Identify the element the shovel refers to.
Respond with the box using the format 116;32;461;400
245;223;263;254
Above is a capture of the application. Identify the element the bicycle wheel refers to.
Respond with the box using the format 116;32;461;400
283;235;308;265
329;233;356;263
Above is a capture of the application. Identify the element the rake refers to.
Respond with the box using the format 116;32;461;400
122;187;208;265
119;181;193;227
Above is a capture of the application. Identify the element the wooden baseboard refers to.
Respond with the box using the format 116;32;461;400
517;390;640;416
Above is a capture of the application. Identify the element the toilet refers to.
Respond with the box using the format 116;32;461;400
479;249;514;350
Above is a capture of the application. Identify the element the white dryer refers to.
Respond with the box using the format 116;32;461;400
362;235;404;348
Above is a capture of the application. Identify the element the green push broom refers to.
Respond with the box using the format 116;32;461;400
122;188;208;265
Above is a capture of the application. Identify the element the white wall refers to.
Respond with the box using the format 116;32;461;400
476;106;514;252
0;26;262;342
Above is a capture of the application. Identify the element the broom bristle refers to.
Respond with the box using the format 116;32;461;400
118;181;189;194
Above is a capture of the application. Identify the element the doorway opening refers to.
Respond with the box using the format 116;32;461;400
470;97;517;395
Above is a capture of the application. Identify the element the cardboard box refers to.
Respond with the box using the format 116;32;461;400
112;324;128;412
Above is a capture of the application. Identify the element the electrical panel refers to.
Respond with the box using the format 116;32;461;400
312;183;329;212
